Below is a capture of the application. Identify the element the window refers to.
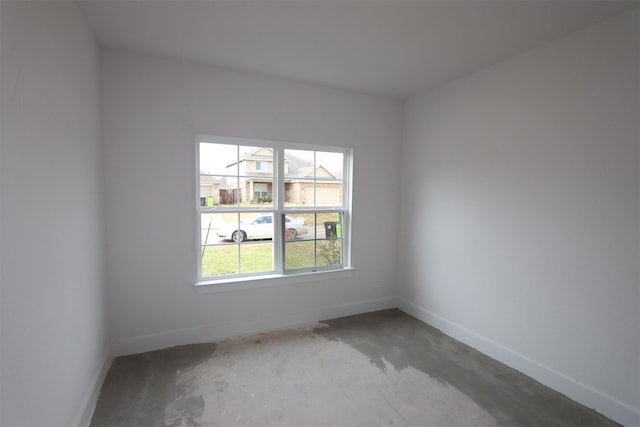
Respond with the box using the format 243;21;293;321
254;183;268;200
197;136;351;282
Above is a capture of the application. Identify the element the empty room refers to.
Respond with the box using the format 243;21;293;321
1;1;639;426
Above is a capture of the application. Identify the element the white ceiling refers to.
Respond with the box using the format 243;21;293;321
79;0;638;99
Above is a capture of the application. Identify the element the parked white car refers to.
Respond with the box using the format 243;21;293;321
217;214;308;242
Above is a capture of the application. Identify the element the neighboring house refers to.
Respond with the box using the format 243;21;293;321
199;175;222;206
225;147;276;203
224;148;343;206
285;165;343;206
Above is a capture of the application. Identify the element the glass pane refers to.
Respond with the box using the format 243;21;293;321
215;212;276;242
285;240;315;270
198;176;240;208
315;182;342;207
231;212;275;241
284;149;314;178
316;151;343;207
317;151;343;179
284;212;344;271
318;212;342;239
199;176;241;208
240;243;273;274
239;145;274;177
284;214;312;241
284;182;314;207
283;149;343;207
199;143;238;176
246;179;273;207
317;212;343;267
317;240;342;267
201;213;235;244
201;244;239;277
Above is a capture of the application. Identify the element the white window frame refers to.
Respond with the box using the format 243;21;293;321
195;135;353;290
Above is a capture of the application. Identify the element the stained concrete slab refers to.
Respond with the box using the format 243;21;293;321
314;309;619;427
91;343;217;426
90;309;619;427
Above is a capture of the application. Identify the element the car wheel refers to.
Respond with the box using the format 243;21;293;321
232;230;246;242
288;228;297;240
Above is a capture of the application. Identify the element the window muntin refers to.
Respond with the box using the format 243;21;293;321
199;143;274;208
284;212;343;271
200;212;276;276
283;149;344;208
197;136;351;281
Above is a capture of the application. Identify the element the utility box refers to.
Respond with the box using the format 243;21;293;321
324;222;341;238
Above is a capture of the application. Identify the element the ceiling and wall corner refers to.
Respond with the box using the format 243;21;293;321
78;0;638;99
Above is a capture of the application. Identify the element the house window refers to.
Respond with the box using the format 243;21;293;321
254;183;269;200
197;136;352;282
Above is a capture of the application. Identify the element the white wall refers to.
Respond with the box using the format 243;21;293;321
101;50;402;355
399;9;640;426
0;2;110;426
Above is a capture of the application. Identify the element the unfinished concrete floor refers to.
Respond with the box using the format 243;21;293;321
91;309;618;426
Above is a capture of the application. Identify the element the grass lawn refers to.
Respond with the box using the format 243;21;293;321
201;243;272;276
202;239;341;276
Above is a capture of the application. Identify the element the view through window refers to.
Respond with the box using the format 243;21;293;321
198;137;351;281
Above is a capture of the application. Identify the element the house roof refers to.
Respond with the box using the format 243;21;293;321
225;147;289;168
200;175;224;184
222;148;341;179
294;165;336;179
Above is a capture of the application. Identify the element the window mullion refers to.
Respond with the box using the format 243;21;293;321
274;146;285;273
236;147;241;273
236;242;241;274
196;141;203;278
314;213;318;268
344;149;352;268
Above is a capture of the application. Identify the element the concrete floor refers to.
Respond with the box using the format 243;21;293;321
91;309;618;426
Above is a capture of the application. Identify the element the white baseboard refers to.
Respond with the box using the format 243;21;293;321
73;351;113;427
112;296;396;356
396;298;640;427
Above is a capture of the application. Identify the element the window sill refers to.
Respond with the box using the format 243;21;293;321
194;268;355;294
